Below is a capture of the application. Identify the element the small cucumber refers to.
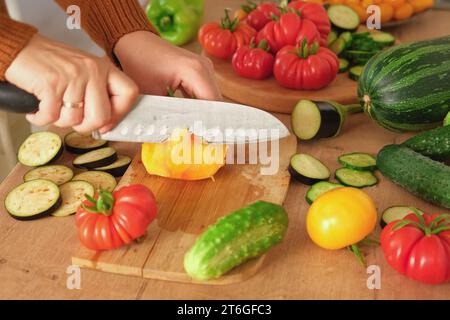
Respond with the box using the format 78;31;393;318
184;201;288;281
402;126;450;160
377;145;450;209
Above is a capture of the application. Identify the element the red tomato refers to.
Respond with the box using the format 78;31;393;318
381;212;450;285
199;10;256;59
232;39;275;80
75;185;157;251
287;1;331;46
246;3;281;31
256;12;321;54
273;41;339;90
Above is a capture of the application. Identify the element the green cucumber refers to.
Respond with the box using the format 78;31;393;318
349;65;364;81
377;145;450;209
338;58;349;73
330;38;346;56
345;50;377;60
338;152;377;171
335;167;378;188
327;5;360;31
327;30;338;47
445;112;450;126
305;181;344;204
380;206;424;228
402;126;450;160
184;201;288;281
359;36;450;132
339;31;352;48
370;32;395;46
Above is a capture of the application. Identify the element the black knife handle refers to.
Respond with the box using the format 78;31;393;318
0;82;39;114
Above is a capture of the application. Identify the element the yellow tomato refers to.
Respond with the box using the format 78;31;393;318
394;3;414;20
306;187;377;250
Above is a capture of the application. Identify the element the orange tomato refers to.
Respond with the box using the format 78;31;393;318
374;0;383;4
379;3;394;23
349;4;368;21
361;0;374;8
394;2;414;20
383;0;405;8
345;0;360;5
305;0;324;3
327;0;345;4
410;0;433;12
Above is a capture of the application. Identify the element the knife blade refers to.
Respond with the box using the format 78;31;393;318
93;95;289;144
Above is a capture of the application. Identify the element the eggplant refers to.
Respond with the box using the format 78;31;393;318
72;147;117;169
93;155;131;177
289;153;331;185
64;131;108;154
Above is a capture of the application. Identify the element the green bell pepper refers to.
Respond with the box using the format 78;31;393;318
146;0;204;46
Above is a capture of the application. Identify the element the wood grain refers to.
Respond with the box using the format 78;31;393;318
72;135;297;284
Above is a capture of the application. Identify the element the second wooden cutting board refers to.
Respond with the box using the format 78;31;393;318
72;134;297;285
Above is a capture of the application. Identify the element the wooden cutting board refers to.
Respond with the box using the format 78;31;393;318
205;53;358;114
72;134;297;285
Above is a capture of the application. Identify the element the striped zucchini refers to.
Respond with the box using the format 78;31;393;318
358;36;450;132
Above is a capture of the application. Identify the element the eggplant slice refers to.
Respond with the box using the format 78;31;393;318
73;147;117;169
64;131;108;154
18;132;63;167
52;180;95;217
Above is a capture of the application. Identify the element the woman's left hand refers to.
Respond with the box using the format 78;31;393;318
114;31;222;100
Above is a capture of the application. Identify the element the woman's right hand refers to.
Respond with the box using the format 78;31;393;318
5;34;139;133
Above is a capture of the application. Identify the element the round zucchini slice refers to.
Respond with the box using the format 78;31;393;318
5;179;61;220
52;181;95;217
338;153;377;171
335;167;378;188
72;147;117;169
23;165;73;185
64;131;108;154
18;132;63;167
93;155;131;177
289;153;331;185
72;171;117;192
380;206;424;228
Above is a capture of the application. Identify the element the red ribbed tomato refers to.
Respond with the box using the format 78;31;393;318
246;3;280;31
232;39;274;80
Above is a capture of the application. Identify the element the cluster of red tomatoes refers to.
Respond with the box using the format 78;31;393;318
199;1;339;90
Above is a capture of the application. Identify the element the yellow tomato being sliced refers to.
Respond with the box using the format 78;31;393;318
306;187;377;250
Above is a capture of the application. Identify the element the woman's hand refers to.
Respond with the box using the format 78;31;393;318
5;34;138;133
114;31;222;100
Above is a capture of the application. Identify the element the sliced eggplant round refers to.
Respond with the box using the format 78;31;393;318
93;155;131;177
335;167;378;188
5;179;61;220
73;147;117;169
380;206;424;228
23;165;73;185
18;131;63;167
289;153;331;185
64;131;108;154
72;171;117;192
52;181;95;217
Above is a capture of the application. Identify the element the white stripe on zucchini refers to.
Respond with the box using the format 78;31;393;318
23;165;73;185
18;132;62;167
52;181;94;217
72;171;117;192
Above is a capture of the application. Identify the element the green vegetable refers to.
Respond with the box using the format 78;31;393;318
377;145;450;209
402;126;450;160
338;152;377;171
339;32;352;48
338;58;349;73
146;0;204;46
305;181;344;204
329;38;346;56
380;206;424;228
184;201;288;281
445;112;450;126
335;167;378;188
370;32;395;46
327;30;338;47
359;36;450;132
327;5;360;31
349;65;364;81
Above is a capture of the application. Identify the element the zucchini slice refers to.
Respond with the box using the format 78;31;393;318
329;37;346;56
73;147;117;169
5;179;61;220
327;30;338;47
339;31;352;47
370;32;395;46
338;58;349;73
306;181;344;204
289;153;331;185
380;206;424;228
444;112;450;126
335;167;378;188
349;65;364;81
23;165;73;186
18;132;63;167
93;155;132;177
327;5;360;31
338;153;377;171
52;181;94;217
64;131;108;154
72;171;117;192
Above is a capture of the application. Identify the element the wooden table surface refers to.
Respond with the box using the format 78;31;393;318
1;1;450;299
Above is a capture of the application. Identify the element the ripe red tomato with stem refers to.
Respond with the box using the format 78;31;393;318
246;2;281;31
381;210;450;285
273;40;339;90
199;9;256;59
232;39;275;80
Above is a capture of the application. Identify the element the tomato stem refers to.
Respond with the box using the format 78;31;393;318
257;39;271;52
82;191;115;216
222;8;239;32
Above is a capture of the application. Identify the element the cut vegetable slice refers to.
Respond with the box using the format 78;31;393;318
339;31;352;47
52;181;94;217
327;5;360;31
306;181;344;204
289;154;331;185
335;167;378;188
329;37;346;56
72;171;117;192
444;112;450;126
18;132;63;167
370;32;395;46
327;30;338;47
64;131;108;154
338;153;377;171
338;58;349;73
23;165;73;185
93;155;131;177
380;206;424;228
5;179;61;220
73;147;117;169
349;65;364;81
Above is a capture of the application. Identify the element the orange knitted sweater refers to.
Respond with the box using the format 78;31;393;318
0;0;157;80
